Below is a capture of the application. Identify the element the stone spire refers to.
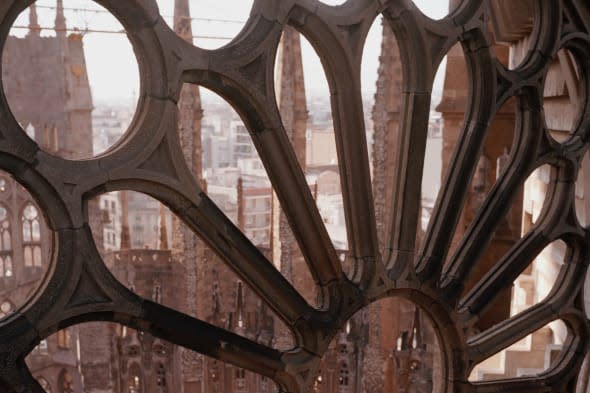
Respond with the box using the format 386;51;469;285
55;0;67;37
173;0;203;180
172;1;206;387
272;26;310;348
174;0;193;42
119;191;130;250
159;203;169;250
408;306;422;349
272;26;308;278
371;20;402;253
237;177;245;231
28;4;40;36
275;26;307;167
365;20;404;393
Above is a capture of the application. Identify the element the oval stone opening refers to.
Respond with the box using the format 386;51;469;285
2;1;140;159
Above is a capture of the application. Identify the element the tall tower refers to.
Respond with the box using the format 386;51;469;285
272;26;308;281
272;26;310;348
27;3;40;37
362;20;406;393
371;19;403;255
55;0;66;37
172;0;204;303
171;1;205;390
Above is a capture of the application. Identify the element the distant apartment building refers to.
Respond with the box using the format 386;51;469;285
91;106;132;155
239;186;272;247
127;192;172;250
202;123;232;169
230;120;257;166
237;157;269;180
100;192;121;252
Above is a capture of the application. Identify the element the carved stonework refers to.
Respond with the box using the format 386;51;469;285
0;2;587;393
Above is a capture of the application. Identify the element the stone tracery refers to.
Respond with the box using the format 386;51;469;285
0;0;588;392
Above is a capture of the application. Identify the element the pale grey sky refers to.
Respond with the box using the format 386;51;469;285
9;0;449;104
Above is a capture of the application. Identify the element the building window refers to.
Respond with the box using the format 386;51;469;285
236;368;246;390
0;206;13;278
156;363;167;391
153;285;162;303
0;254;13;279
57;329;71;349
128;363;142;393
127;345;140;357
339;363;349;390
313;370;323;391
153;343;169;358
22;204;42;268
210;360;220;381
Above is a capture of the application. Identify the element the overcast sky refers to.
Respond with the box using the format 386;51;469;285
9;0;449;105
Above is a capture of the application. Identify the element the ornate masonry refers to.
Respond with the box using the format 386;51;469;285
0;1;589;393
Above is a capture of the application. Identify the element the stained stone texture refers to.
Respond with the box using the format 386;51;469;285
0;1;589;393
3;31;93;159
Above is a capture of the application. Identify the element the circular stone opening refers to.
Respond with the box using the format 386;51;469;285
317;297;443;393
0;170;53;321
2;1;140;160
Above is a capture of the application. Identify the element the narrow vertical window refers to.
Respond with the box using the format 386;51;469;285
57;328;71;349
22;204;42;268
0;206;13;278
128;363;143;393
156;362;167;392
339;363;349;392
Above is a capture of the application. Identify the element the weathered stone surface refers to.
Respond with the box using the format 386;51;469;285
0;1;587;392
